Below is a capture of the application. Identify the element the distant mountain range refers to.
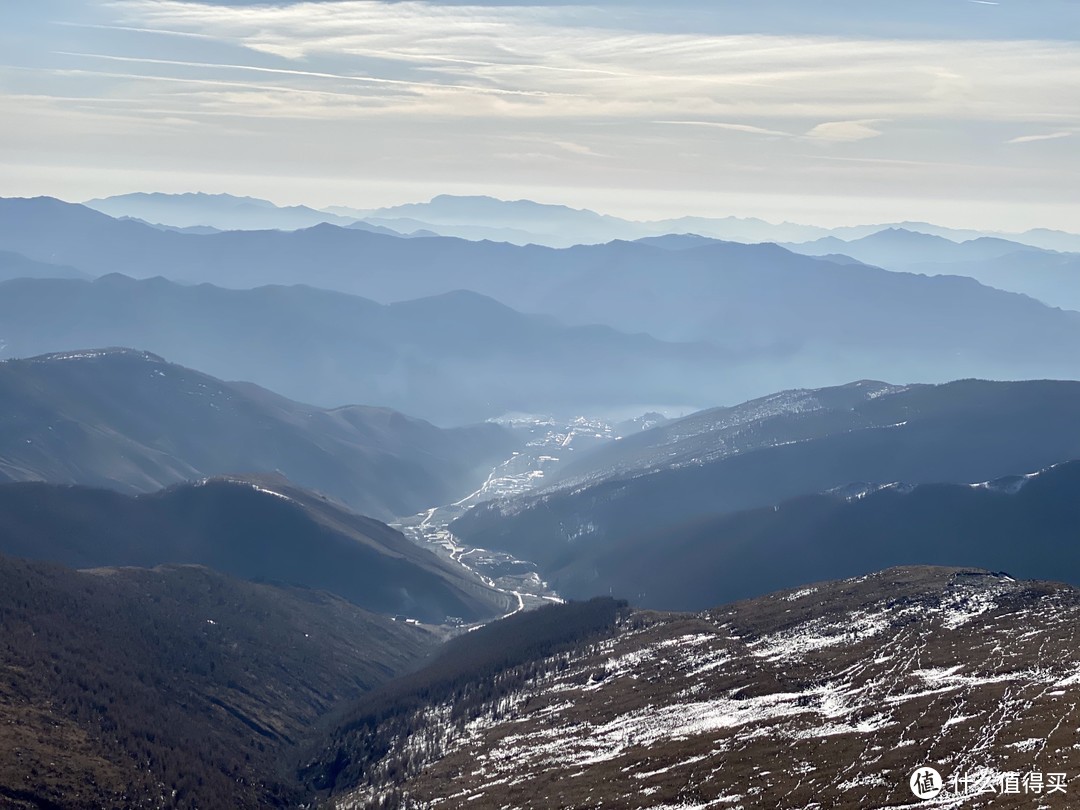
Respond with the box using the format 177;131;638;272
651;227;1080;313
0;275;723;424
78;192;1080;251
784;227;1080;311
0;477;509;622
4;182;1078;810
0;553;436;809
0;348;512;518
28;195;1080;317
85;192;363;232
923;250;1080;313
3;199;1080;417
453;378;1080;600
786;227;1047;267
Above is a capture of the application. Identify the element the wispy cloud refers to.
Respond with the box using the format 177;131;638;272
55;51;564;98
55;21;220;41
1006;131;1073;144
3;0;1079;228
657;119;888;143
805;120;886;142
655;121;794;138
93;0;1080;126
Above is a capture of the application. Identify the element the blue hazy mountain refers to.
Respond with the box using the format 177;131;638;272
85;192;364;232
0;347;514;519
4;198;1080;417
330;195;833;246
786;227;1080;311
0;249;88;281
786;227;1048;267
331;195;1080;249
0;275;724;424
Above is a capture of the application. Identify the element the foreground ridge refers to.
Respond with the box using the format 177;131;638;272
328;566;1080;809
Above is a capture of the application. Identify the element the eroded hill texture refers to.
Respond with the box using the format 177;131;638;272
325;567;1080;809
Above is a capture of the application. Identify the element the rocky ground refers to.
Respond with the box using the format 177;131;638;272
336;566;1080;809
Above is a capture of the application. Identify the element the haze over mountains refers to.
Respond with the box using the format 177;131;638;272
9;0;1080;798
86;192;361;232
784;227;1080;312
3;197;1080;424
0;348;511;518
85;191;1080;252
4;184;1080;808
0;275;718;424
453;379;1080;603
0;250;87;282
71;194;1080;313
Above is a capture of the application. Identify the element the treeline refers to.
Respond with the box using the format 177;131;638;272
302;597;628;804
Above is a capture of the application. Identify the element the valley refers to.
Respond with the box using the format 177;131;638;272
4;6;1080;798
394;414;629;615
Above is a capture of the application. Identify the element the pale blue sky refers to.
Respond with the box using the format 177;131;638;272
2;1;1078;228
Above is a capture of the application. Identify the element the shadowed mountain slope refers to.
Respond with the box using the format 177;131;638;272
548;460;1080;610
0;554;437;810
453;379;1080;577
0;478;510;622
0;348;513;519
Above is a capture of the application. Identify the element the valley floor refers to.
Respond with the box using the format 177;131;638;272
392;415;617;616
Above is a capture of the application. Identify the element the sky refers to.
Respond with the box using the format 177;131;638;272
1;0;1078;229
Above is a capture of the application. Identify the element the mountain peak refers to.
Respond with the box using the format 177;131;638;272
861;227;953;244
27;347;167;365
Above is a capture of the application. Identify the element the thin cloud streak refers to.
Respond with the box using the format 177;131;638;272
1006;131;1074;144
655;121;794;138
100;0;1080;125
55;21;221;41
55;51;569;98
1;0;1077;229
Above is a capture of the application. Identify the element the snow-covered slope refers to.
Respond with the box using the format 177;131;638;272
329;566;1080;808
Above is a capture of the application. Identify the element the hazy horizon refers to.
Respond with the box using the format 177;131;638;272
3;1;1078;231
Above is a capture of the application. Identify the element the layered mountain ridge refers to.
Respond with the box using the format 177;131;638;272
0;347;512;517
4;196;1080;421
453;378;1080;607
0;477;510;623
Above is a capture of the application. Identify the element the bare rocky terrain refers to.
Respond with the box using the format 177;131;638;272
325;567;1080;809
